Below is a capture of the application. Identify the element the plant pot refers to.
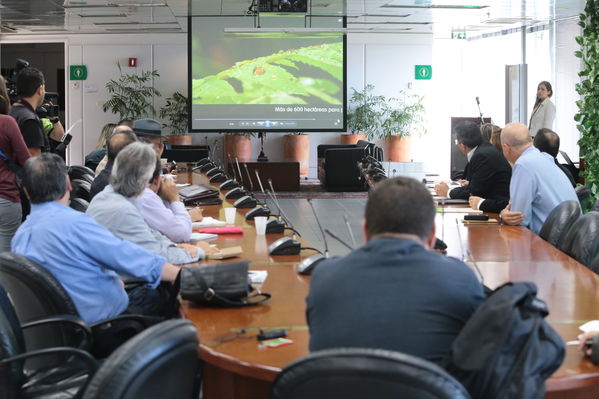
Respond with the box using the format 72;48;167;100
340;134;366;145
224;134;252;162
385;136;412;162
166;135;192;146
283;134;310;177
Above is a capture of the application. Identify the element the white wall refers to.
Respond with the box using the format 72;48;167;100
1;26;582;176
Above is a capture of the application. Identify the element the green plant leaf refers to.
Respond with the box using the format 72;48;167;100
192;42;343;105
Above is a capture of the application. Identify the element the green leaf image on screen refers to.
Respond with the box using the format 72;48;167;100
192;41;343;105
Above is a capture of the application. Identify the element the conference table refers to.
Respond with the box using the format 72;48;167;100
179;171;599;399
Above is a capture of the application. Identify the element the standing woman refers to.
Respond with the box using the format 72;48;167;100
529;81;556;137
0;75;31;251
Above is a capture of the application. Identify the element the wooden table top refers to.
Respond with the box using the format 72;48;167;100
179;172;599;393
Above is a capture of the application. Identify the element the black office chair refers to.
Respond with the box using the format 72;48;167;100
0;282;96;399
71;179;92;202
270;348;470;399
575;185;593;213
70;198;90;212
538;200;581;248
68;165;95;183
0;252;154;359
82;319;201;399
559;211;599;267
559;150;579;182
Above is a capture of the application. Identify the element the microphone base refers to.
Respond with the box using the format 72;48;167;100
296;254;326;275
268;237;301;255
234;195;257;209
225;188;247;199
266;219;285;234
245;206;271;220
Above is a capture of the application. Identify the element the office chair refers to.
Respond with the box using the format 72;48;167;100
68;165;95;183
0;282;96;399
71;179;92;202
575;185;593;213
271;347;470;399
538;200;581;248
559;211;599;267
82;319;201;399
70;198;90;213
558;150;579;182
0;252;154;359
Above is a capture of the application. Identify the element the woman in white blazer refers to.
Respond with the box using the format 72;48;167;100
529;81;556;137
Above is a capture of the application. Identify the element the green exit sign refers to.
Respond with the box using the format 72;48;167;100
70;65;87;80
415;65;432;80
452;31;467;40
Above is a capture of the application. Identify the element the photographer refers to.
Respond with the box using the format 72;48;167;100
9;67;64;157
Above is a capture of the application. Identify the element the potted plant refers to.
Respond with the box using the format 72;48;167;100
575;0;599;200
102;64;161;121
160;91;192;145
375;92;426;162
224;132;256;162
283;132;310;177
345;84;385;144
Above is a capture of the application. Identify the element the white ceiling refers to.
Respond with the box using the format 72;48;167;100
0;0;585;36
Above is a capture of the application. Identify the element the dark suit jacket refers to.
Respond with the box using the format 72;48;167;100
450;141;511;213
307;237;485;363
89;160;113;200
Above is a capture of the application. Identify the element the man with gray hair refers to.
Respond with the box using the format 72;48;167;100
87;142;216;263
11;153;182;323
90;126;137;199
499;123;578;234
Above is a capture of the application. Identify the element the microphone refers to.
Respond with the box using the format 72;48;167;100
245;169;271;220
476;96;480;105
234;162;258;209
195;136;213;168
296;199;331;275
475;96;484;124
225;157;249;199
219;154;240;190
325;229;354;250
243;163;255;192
267;180;301;254
343;215;357;248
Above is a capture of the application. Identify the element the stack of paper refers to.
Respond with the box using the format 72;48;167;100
189;232;218;241
192;217;226;228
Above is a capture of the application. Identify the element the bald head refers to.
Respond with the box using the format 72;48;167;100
107;129;137;161
501;123;532;148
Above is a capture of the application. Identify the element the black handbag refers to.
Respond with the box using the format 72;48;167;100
180;261;271;307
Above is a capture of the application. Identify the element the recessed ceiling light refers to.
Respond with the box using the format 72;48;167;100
78;13;128;18
348;21;432;25
381;4;489;9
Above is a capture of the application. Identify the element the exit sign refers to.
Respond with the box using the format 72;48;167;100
452;31;467;40
69;65;87;80
415;65;432;80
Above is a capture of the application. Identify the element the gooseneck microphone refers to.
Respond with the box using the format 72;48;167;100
343;215;357;248
219;154;240;190
232;158;256;207
243;163;255;193
245;169;270;220
475;96;484;124
325;229;354;251
296;199;331;275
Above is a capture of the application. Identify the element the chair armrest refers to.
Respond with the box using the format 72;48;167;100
21;314;93;350
0;346;97;394
90;314;157;330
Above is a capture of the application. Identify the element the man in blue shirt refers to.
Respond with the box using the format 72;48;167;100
307;177;485;363
11;153;182;324
499;123;578;234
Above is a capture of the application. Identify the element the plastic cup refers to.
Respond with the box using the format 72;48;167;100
225;208;236;225
255;216;267;235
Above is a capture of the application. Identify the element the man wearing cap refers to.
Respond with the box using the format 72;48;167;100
132;118;203;242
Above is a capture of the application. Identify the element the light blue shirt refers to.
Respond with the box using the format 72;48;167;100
11;201;165;323
138;188;192;243
87;185;202;264
510;146;578;234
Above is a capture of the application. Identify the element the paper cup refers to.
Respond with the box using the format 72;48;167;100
225;208;236;225
255;216;267;235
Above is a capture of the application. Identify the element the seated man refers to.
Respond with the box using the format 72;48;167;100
533;128;576;187
499;123;578;234
139;159;201;243
435;121;511;213
88;142;217;264
133;118;203;242
90;125;137;199
307;177;485;363
11;153;181;323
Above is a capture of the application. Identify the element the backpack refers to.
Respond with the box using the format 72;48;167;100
443;282;565;399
